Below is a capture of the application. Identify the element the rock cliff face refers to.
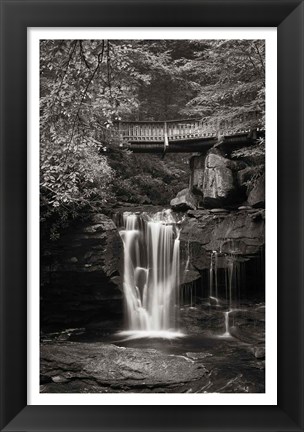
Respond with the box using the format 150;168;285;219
41;214;124;331
178;208;265;286
181;209;264;258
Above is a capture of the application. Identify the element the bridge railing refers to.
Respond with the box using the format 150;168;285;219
117;110;263;144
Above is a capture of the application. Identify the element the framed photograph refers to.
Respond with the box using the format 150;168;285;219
1;1;303;431
32;26;274;404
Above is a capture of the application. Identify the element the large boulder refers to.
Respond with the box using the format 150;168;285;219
202;152;237;207
237;166;256;187
189;154;205;193
247;175;265;208
189;149;250;208
170;188;198;211
41;214;123;331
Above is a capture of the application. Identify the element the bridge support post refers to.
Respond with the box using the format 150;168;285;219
164;121;169;153
117;121;124;144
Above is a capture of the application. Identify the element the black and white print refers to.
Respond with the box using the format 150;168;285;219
40;39;265;394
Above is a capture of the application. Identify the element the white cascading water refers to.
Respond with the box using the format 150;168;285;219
209;250;218;300
219;310;232;338
118;210;183;338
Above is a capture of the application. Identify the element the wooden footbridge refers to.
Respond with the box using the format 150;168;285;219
115;110;264;153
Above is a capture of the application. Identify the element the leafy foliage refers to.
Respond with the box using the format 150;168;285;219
179;40;265;129
40;40;150;237
107;149;189;206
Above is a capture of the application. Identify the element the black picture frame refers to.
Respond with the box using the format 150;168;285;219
1;0;303;431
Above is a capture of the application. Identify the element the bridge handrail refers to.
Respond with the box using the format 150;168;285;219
115;110;264;144
117;118;201;124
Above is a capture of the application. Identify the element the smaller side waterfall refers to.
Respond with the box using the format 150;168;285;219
219;310;232;338
209;250;218;300
208;251;239;338
119;210;182;336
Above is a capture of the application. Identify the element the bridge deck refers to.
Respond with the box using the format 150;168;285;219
114;111;264;153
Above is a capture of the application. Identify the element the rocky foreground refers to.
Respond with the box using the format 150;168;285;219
41;341;210;393
40;305;265;394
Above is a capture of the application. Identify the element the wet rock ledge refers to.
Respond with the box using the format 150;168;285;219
40;342;209;393
180;207;265;271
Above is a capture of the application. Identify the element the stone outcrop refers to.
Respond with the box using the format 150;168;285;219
237;166;256;187
189;154;206;193
179;208;265;272
247;174;265;208
180;145;264;210
41;214;123;331
170;188;198;211
202;152;238;207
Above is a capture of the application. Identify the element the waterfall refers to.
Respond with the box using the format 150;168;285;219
119;210;182;337
209;250;236;338
219;311;232;338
